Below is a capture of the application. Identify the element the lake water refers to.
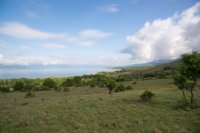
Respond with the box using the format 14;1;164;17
0;66;117;79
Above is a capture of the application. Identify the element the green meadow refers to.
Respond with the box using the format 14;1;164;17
1;79;200;133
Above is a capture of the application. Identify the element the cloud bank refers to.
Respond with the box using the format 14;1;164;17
0;22;64;39
0;22;112;47
0;53;130;66
122;2;200;62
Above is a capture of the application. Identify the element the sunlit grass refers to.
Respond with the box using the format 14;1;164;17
0;79;199;133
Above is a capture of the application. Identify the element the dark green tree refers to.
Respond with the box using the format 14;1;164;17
105;79;116;95
173;74;187;101
180;51;200;104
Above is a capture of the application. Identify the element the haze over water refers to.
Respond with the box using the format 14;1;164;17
0;66;117;79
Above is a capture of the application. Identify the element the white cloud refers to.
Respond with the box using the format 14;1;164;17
79;41;95;47
0;22;113;47
100;4;119;13
122;2;200;62
0;22;64;39
80;29;112;39
0;54;64;65
0;52;132;66
0;54;3;60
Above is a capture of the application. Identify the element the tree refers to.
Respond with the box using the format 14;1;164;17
43;78;56;89
180;51;200;104
176;51;200;105
105;79;116;95
173;74;187;101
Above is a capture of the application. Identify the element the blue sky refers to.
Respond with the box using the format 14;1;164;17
0;0;200;66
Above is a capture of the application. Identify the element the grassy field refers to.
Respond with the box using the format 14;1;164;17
0;79;200;133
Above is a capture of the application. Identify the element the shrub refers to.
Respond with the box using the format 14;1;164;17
0;86;10;92
90;84;96;88
43;78;56;89
14;81;25;91
126;85;133;90
140;90;154;102
73;76;82;87
115;84;126;92
132;81;137;85
62;78;74;87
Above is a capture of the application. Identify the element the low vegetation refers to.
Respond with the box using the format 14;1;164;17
174;51;200;108
140;90;155;103
0;52;199;132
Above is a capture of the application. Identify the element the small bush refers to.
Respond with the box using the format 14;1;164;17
126;85;133;90
25;90;35;98
14;81;25;91
132;81;137;85
43;78;56;89
0;86;10;92
115;84;126;92
90;84;95;88
140;90;154;103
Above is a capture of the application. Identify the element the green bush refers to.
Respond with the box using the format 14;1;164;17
43;78;56;89
132;81;137;85
14;81;25;91
126;85;133;90
73;76;82;87
115;84;126;92
0;86;10;92
90;84;96;88
140;90;155;102
62;78;74;87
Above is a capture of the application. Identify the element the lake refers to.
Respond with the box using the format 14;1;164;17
0;66;117;79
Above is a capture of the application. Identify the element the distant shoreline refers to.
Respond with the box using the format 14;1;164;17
0;67;119;79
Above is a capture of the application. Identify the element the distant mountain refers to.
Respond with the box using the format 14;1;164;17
121;59;175;68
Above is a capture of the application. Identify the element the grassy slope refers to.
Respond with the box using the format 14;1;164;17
0;79;200;133
108;59;181;77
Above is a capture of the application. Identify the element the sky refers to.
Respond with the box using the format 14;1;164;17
0;0;200;66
